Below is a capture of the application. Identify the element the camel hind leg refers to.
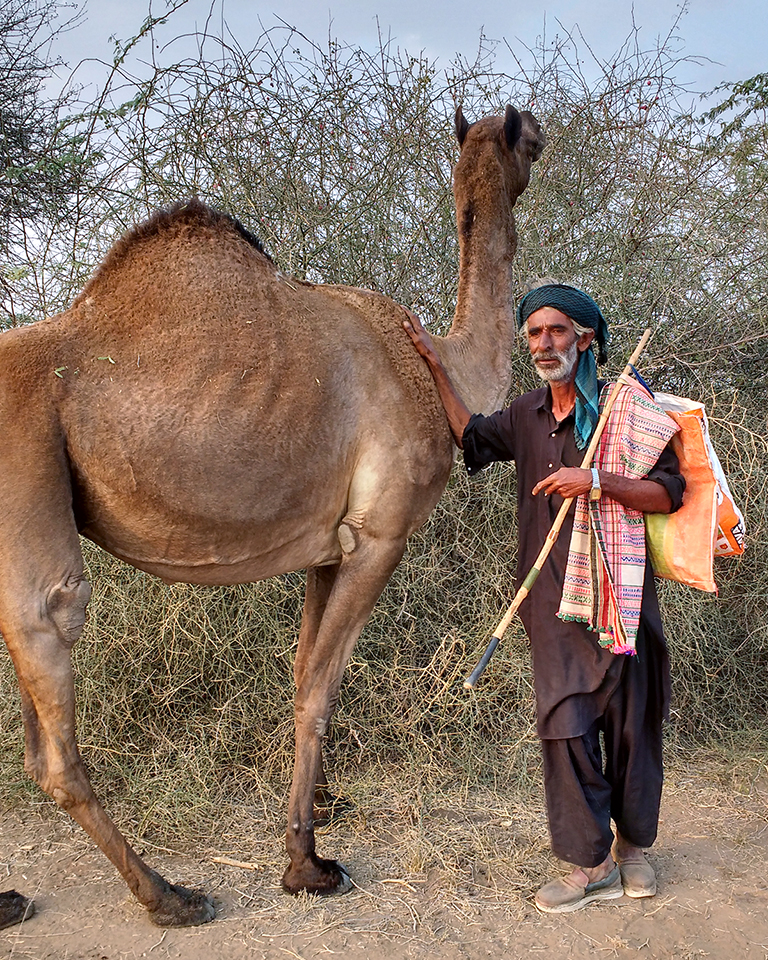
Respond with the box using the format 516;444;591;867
283;529;407;895
296;565;354;826
0;476;214;926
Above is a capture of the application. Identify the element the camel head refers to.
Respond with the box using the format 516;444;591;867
452;105;546;229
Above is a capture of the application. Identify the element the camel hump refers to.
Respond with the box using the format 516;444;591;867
71;198;273;309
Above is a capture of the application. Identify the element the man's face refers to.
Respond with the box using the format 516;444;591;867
526;307;593;383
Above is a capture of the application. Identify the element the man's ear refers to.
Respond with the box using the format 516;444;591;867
577;328;596;352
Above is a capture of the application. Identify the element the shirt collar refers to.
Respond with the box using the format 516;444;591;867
531;385;574;422
529;380;605;418
530;385;552;412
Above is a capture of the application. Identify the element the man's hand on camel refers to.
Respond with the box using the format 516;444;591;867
533;467;593;499
401;307;437;361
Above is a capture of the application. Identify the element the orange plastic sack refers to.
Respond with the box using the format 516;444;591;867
644;393;745;593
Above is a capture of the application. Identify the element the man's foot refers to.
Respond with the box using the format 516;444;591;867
615;850;657;898
535;864;623;914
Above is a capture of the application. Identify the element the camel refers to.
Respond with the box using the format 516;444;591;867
0;105;545;927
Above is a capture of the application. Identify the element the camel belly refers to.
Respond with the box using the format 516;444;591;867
66;412;446;586
65;400;358;583
86;524;345;586
76;470;350;585
69;419;446;586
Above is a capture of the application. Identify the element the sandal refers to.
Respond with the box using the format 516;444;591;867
616;853;656;898
535;864;623;914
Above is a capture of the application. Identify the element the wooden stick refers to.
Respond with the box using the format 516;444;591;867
463;328;653;690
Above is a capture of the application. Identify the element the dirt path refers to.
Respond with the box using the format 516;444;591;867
2;769;767;960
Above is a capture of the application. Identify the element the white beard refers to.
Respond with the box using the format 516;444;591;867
532;340;579;382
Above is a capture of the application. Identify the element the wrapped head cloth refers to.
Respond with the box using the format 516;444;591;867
516;284;610;449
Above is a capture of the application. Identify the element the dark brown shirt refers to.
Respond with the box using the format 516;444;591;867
462;385;685;739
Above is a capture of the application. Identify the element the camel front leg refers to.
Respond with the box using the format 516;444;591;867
282;536;406;895
1;570;215;927
296;565;337;813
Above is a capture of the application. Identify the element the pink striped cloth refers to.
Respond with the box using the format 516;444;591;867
557;381;679;654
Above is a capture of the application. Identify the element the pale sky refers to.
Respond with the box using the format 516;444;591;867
51;0;765;103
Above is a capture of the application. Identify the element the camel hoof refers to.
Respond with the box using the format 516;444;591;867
282;858;353;897
0;891;34;930
147;879;216;927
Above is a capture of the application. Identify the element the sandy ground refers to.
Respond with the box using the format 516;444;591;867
2;769;767;960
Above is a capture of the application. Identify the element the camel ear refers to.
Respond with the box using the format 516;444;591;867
455;106;470;146
504;105;523;151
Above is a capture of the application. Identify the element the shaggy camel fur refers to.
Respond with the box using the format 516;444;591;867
0;106;544;926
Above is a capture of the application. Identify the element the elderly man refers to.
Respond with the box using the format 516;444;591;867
403;283;685;913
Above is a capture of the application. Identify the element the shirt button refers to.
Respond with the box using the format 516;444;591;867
550;432;556;437
548;463;553;468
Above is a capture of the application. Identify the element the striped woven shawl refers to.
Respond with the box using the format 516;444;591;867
557;381;679;655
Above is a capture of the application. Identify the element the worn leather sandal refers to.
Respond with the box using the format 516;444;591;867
617;854;657;898
535;864;624;914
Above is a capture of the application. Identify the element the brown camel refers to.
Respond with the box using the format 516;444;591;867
0;106;545;926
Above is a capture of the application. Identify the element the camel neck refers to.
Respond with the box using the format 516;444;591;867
436;195;518;414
